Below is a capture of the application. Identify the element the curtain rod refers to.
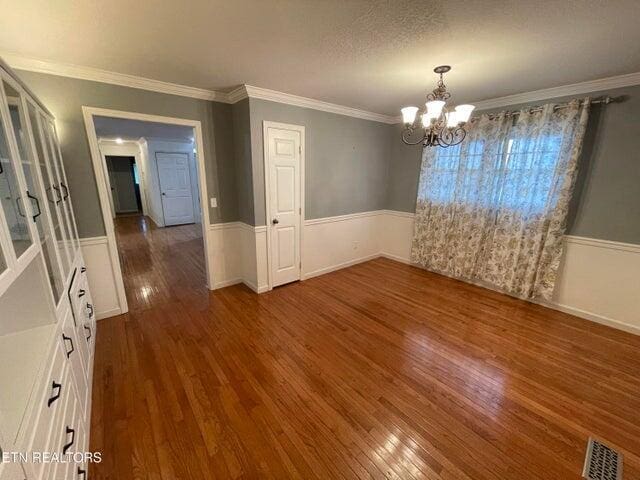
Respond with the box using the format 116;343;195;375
477;95;622;120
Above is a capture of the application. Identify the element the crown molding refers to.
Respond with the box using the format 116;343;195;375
227;85;248;104
392;70;640;123
3;53;396;123
9;52;636;126
241;85;397;124
2;52;228;102
472;71;640;111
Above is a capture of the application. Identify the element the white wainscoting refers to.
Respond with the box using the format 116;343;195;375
299;210;640;336
94;212;639;335
207;222;269;293
552;236;640;335
79;236;122;320
302;211;384;279
379;210;415;264
208;222;244;289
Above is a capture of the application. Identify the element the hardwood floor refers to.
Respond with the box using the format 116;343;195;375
91;221;640;479
114;215;207;312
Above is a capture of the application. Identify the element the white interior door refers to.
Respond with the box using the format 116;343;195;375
156;152;195;226
265;124;302;287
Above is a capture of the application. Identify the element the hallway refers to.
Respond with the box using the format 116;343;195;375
114;215;207;311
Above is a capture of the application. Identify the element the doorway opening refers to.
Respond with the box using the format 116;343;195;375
105;155;143;216
83;108;212;314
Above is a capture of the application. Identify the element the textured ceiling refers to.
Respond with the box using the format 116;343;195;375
1;0;639;115
94;116;194;142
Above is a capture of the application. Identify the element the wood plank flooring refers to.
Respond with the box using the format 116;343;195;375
90;216;640;479
113;214;207;312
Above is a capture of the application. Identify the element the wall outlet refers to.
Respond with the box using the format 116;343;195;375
352;241;359;250
210;197;217;208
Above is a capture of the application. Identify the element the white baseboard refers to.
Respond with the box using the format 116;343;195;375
95;307;122;321
242;279;270;293
212;278;243;289
156;212;640;337
379;252;412;265
302;253;380;280
299;210;640;336
542;301;640;336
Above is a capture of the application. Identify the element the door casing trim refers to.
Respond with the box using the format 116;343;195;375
82;106;213;315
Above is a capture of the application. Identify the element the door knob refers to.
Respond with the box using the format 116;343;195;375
162;192;166;196
272;218;279;225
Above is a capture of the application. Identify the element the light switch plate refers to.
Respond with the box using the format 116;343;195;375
210;197;217;208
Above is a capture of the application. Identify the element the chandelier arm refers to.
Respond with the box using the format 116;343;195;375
438;127;466;147
401;128;427;146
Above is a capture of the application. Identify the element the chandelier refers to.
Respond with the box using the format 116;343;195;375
401;66;475;148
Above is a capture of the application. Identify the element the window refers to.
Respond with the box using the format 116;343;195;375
426;140;485;205
498;135;562;213
427;134;562;214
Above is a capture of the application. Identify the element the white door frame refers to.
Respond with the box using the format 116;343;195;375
82;107;213;315
262;121;305;290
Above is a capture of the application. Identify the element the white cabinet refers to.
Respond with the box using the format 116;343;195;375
0;59;95;479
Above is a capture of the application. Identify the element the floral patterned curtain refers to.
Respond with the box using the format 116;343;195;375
411;99;590;300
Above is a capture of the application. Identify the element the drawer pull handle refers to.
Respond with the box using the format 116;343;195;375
15;196;26;218
27;191;42;222
62;334;74;358
81;266;87;273
87;303;94;319
78;289;86;298
60;183;69;201
47;381;62;407
84;325;92;341
62;426;75;455
77;467;87;479
52;185;62;205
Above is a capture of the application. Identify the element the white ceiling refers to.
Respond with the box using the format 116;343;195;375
1;0;639;115
94;116;194;142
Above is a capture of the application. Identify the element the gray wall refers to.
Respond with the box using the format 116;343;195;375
386;84;640;244
248;98;392;226
386;123;422;214
16;71;238;237
231;99;254;225
17;69;639;244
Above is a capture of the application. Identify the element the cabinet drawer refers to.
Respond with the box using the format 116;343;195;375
45;380;78;478
35;363;73;480
24;350;69;479
60;312;88;419
48;391;87;480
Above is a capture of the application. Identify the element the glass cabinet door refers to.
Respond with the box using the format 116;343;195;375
40;117;76;264
3;79;65;302
0;90;33;262
30;107;72;277
45;120;79;255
